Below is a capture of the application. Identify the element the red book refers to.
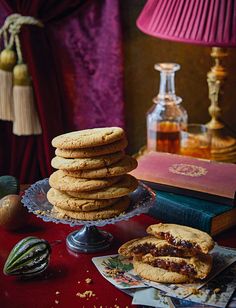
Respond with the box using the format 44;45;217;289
131;151;236;206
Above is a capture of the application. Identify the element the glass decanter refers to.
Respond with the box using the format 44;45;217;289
146;63;188;154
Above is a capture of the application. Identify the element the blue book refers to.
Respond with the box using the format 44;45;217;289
148;190;236;235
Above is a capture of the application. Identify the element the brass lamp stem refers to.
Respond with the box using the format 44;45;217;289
206;47;236;162
207;47;227;130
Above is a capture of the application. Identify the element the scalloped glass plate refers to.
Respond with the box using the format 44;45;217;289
22;178;156;227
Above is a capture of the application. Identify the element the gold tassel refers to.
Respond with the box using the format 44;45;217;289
8;16;43;136
0;15;21;121
12;63;42;135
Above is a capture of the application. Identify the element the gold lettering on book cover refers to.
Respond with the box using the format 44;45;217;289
169;164;208;177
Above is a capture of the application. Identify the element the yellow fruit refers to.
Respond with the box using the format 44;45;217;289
0;195;28;230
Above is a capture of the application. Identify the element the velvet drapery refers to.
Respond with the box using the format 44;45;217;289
0;0;125;183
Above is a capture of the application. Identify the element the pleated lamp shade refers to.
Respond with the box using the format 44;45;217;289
137;0;236;47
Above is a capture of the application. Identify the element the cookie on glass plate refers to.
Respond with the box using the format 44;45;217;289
52;196;130;220
67;175;138;199
47;188;120;212
55;138;128;158
49;170;121;192
52;127;125;149
64;155;138;178
51;151;124;171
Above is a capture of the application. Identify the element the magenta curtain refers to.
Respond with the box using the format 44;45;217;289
0;0;125;183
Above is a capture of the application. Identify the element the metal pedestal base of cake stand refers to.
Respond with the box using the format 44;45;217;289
66;225;113;253
22;179;156;254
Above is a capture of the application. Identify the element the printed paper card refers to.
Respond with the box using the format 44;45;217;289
180;263;236;308
131;273;236;308
170;290;236;308
131;288;172;307
92;254;148;289
92;245;236;307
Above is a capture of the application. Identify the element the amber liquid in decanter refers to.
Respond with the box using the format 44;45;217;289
146;63;187;154
147;121;181;153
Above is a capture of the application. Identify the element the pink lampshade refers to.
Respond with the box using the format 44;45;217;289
137;0;236;47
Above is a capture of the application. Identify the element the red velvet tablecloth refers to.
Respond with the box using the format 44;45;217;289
0;213;236;308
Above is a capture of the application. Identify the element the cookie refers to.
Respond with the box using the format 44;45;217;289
133;259;190;283
63;155;138;178
146;223;215;254
49;170;121;192
52;127;125;149
51;196;130;220
118;236;193;258
55;138;128;158
51;151;124;171
142;254;212;280
67;174;138;199
47;188;119;211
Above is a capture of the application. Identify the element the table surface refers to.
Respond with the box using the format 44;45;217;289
1;211;236;308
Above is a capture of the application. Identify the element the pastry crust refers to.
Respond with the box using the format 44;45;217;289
133;259;190;283
147;223;215;254
118;236;193;258
142;254;212;279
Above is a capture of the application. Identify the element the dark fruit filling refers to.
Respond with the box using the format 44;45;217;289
149;259;197;277
157;232;201;252
132;243;187;257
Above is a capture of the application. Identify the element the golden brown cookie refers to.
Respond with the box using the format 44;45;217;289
67;174;138;199
52;127;125;149
141;254;212;280
55;138;128;158
146;223;215;254
47;188;119;212
49;170;121;192
51;151;124;171
133;259;190;283
51;196;130;220
118;236;193;258
63;155;138;178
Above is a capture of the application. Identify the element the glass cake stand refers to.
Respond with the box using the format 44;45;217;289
22;179;156;253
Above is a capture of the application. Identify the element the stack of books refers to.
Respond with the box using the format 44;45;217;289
131;151;236;236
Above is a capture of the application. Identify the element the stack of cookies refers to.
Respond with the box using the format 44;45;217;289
47;127;138;220
119;223;215;283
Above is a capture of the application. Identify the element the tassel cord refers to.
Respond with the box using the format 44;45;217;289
14;34;22;64
0;14;21;48
7;16;43;54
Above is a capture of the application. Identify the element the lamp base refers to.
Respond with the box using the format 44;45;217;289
208;127;236;163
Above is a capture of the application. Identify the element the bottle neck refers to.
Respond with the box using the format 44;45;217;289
158;71;176;102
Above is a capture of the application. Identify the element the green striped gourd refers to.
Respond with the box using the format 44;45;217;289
0;175;19;199
3;236;51;277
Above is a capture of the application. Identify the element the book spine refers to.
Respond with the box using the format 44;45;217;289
148;194;213;234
